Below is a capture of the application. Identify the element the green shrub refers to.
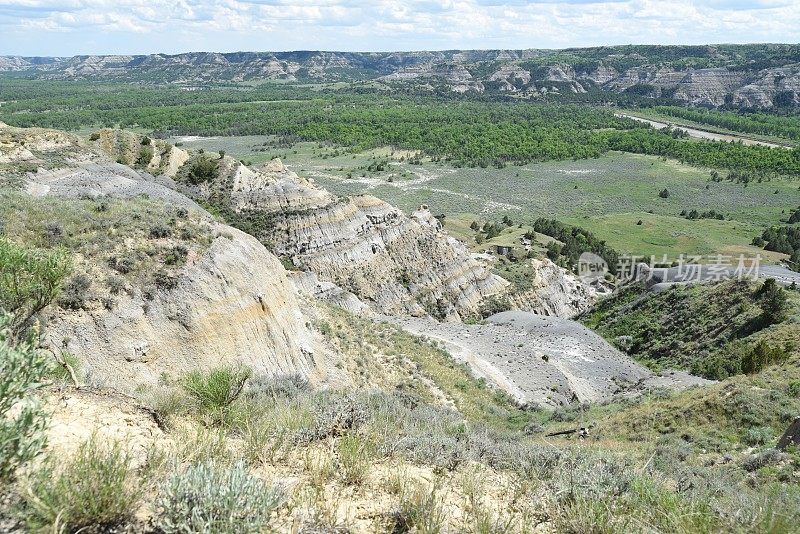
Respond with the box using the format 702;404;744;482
184;366;252;415
756;278;788;325
0;315;50;482
743;426;773;446
741;341;788;375
136;145;154;167
0;238;69;340
155;461;284;534
186;157;219;185
20;438;142;532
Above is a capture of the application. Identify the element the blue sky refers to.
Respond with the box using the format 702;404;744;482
0;1;797;56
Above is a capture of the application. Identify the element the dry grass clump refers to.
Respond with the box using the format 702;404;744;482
18;437;145;533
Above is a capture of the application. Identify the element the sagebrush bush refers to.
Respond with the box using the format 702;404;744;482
155;461;284;534
57;272;91;310
743;426;774;446
42;220;64;245
0;315;50;482
108;253;136;274
246;373;309;402
149;223;172;239
164;244;188;266
0;238;69;340
20;438;142;532
298;393;368;442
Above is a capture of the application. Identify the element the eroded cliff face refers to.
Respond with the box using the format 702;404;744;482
91;129;190;178
733;67;800;108
209;158;509;320
3;123;327;392
43;224;323;392
4;49;800;107
508;258;600;318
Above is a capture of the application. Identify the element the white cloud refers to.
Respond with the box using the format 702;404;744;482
0;0;796;55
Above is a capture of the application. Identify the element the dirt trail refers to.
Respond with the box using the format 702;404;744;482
617;113;790;149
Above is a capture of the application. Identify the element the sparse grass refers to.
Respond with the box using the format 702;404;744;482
173;425;232;466
0;191;213;312
319;304;541;433
140;385;191;426
19;438;143;533
392;482;447;534
460;470;517;534
293;484;347;532
335;433;375;485
303;447;335;487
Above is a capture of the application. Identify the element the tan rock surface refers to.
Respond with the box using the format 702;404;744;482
42;386;167;467
44;225;323;392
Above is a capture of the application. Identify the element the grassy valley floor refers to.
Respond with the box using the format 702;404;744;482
171;135;797;262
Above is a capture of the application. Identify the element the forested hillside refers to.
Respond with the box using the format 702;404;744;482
2;80;798;174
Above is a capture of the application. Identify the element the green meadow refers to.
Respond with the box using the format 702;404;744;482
166;136;799;262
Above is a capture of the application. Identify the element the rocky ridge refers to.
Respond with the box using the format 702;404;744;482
507;258;602;318
4;46;800;107
1;123;689;407
2;123;328;393
188;155;510;320
92;129;599;322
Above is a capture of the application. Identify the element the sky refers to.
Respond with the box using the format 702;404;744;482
0;0;798;57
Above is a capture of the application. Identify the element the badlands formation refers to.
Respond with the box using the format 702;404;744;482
3;123;687;406
3;49;799;108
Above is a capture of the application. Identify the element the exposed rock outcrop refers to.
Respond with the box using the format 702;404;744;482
6;48;799;107
391;311;645;406
91;129;190;178
44;224;322;392
203;158;508;320
507;258;601;318
391;310;710;407
43;387;168;467
733;67;800;108
3;123;327;392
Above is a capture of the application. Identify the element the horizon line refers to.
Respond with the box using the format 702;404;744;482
4;42;799;59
